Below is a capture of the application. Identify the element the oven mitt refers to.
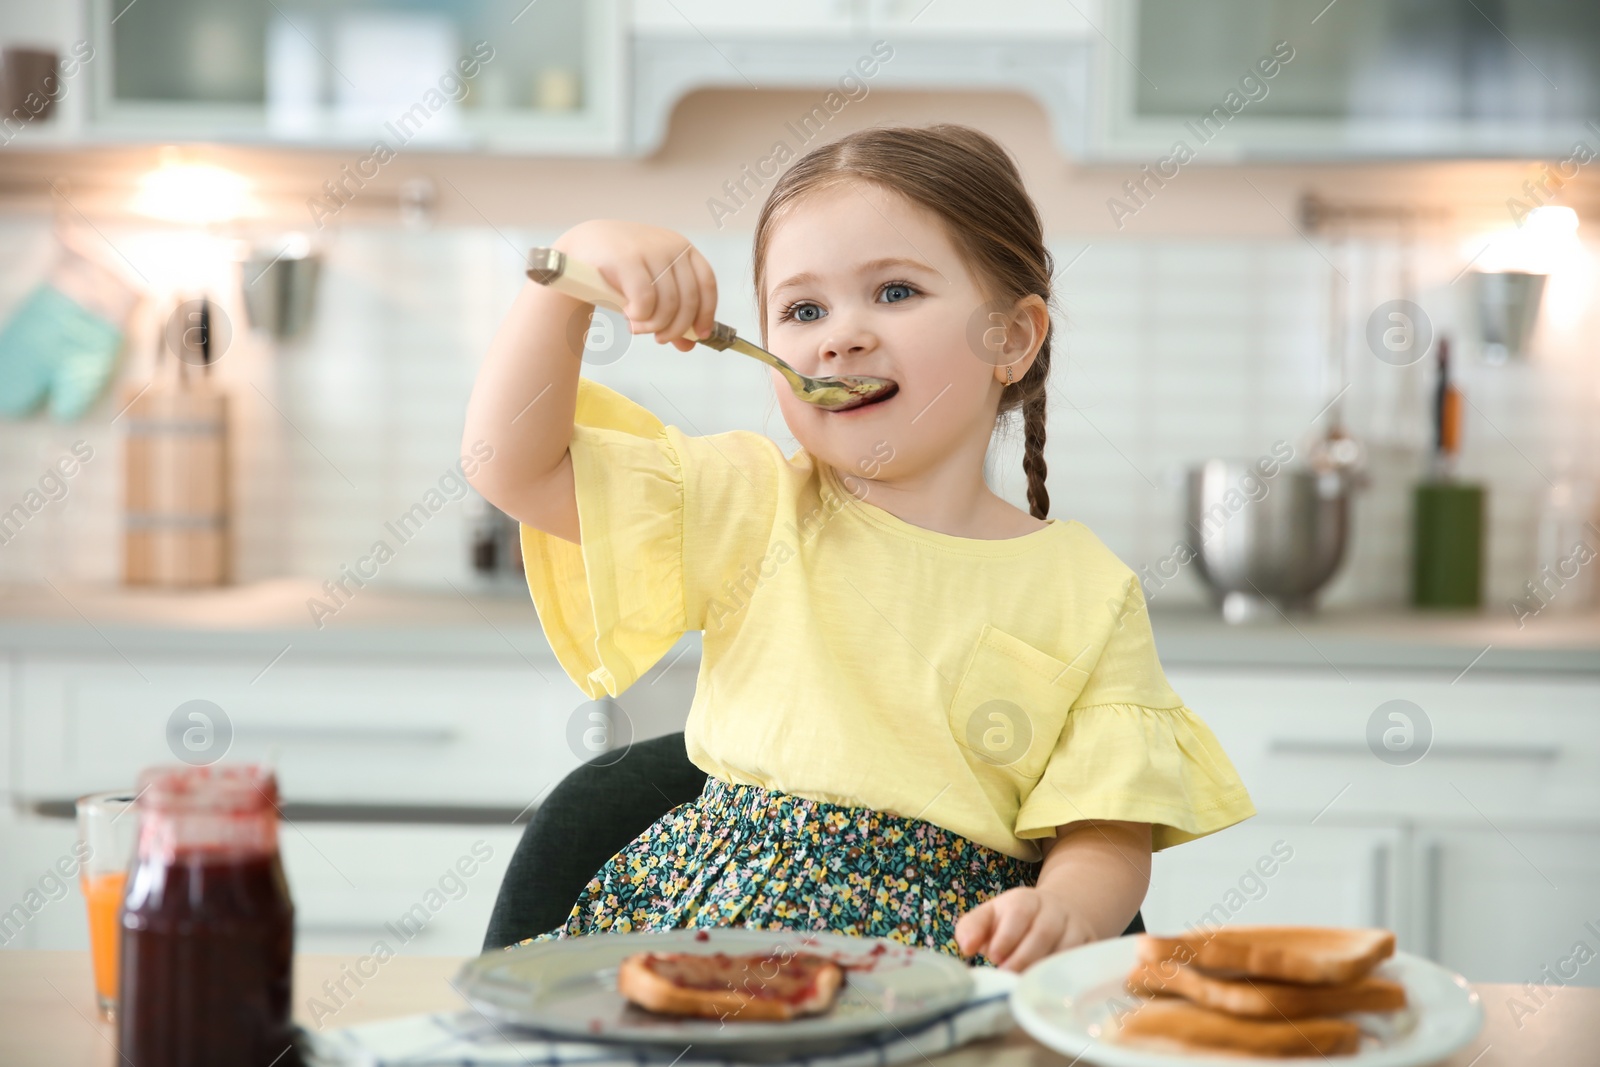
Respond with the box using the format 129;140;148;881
0;282;125;420
0;285;58;415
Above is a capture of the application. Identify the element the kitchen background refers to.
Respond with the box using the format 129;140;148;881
2;0;1598;997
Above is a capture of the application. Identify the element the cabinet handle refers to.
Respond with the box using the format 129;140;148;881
238;725;458;745
1268;740;1561;762
1369;843;1391;928
1423;841;1444;962
32;798;528;824
296;921;423;937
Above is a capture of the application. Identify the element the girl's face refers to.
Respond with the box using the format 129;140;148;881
761;181;1032;490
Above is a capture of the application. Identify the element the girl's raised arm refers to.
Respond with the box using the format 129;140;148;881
461;220;717;543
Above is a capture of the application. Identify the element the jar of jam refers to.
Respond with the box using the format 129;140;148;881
117;764;297;1066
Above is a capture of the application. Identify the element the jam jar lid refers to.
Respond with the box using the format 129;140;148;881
137;764;278;814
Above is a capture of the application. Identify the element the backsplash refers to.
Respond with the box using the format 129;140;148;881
1;216;1596;616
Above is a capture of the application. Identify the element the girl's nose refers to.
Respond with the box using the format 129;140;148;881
818;320;876;366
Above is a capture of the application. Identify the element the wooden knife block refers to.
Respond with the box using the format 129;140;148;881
122;380;230;586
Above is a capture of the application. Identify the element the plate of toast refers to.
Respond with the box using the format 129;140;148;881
1012;925;1483;1065
454;927;975;1055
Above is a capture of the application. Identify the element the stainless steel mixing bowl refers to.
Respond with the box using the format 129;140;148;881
1185;460;1351;622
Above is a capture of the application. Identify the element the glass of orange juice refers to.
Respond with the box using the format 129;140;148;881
75;791;140;1019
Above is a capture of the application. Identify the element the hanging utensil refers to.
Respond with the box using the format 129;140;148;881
525;247;899;412
1309;224;1363;477
240;238;321;341
198;297;211;375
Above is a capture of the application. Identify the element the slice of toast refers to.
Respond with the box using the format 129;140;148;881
1137;926;1397;986
616;950;845;1022
1114;998;1363;1057
1126;959;1408;1019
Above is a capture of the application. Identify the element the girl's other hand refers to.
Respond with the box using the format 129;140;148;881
954;886;1096;973
551;219;718;351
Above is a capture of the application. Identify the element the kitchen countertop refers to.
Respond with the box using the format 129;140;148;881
0;579;1596;674
1148;602;1600;675
2;950;1594;1067
0;577;561;662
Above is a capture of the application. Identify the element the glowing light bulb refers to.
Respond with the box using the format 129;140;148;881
1463;206;1581;274
131;163;255;225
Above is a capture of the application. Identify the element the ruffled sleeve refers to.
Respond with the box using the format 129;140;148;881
1014;578;1256;852
520;377;781;700
520;377;687;700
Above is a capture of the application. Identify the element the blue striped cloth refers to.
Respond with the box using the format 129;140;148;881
302;967;1017;1066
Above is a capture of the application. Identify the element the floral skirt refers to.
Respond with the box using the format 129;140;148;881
514;775;1040;967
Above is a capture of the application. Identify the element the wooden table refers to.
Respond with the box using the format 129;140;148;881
2;950;1594;1065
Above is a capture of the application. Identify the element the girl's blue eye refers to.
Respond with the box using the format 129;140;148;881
777;301;822;324
778;281;917;323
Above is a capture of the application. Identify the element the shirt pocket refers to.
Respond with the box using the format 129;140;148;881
947;622;1089;781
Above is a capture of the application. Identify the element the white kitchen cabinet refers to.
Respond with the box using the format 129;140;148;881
1094;0;1600;160
0;656;11;796
1143;820;1409;946
0;811;526;958
10;0;1103;157
13;653;585;807
1165;668;1600;826
282;823;524;957
1158;665;1600;987
0;816;88;951
72;0;625;153
1;638;686;954
1419;828;1600;988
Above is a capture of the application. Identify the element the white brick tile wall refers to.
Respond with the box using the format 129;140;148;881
1;218;1596;618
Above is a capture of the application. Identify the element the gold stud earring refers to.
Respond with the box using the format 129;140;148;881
1005;365;1013;385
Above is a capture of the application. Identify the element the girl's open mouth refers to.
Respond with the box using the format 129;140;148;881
828;381;899;414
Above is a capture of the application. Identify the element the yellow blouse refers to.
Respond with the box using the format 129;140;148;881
521;378;1256;862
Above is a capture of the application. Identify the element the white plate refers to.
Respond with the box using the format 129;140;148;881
1012;937;1484;1067
454;928;975;1056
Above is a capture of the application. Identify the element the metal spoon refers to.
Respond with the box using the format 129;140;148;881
526;248;899;412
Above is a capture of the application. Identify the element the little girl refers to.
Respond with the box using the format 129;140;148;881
463;124;1255;973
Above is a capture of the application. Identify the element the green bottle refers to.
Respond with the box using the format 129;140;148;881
1412;481;1484;608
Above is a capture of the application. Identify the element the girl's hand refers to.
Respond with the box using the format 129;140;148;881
954;886;1098;973
551;219;718;351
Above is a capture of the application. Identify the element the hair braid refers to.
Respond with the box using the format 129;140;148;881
1020;359;1051;520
